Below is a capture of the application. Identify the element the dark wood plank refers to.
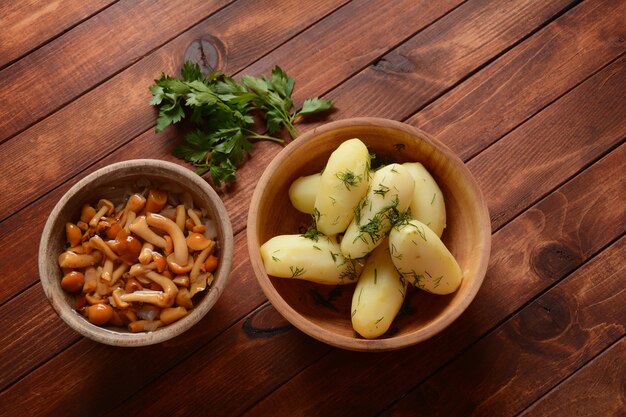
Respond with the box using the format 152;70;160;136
0;0;237;143
38;140;626;417
0;0;454;222
468;56;626;230
0;0;115;68
520;338;626;417
0;0;608;383
0;285;80;391
240;141;626;416
0;232;268;417
409;0;626;160
0;0;450;303
383;237;625;416
290;0;574;122
104;304;327;416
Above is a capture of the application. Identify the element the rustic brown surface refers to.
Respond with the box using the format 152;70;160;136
0;0;624;415
0;0;115;68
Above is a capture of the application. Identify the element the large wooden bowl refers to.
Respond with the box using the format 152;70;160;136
247;118;491;351
39;159;233;346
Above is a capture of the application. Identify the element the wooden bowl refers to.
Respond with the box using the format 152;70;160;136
247;118;491;351
39;159;233;346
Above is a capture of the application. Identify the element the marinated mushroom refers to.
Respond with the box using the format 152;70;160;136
89;199;115;227
129;216;167;248
146;213;188;265
57;186;219;332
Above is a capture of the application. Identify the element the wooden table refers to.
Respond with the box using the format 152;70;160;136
1;0;624;415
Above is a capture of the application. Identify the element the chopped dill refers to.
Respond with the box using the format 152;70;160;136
433;275;443;288
308;289;338;311
373;184;390;198
336;169;362;190
301;226;322;241
431;192;436;205
289;266;306;278
271;256;280;262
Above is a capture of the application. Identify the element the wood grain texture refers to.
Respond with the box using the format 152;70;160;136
520;337;626;417
0;0;349;222
0;232;267;417
243;0;464;101
0;0;115;68
409;0;626;159
309;0;574;123
105;303;327;416
241;143;626;416
383;237;625;416
0;1;622;415
468;56;626;230
0;0;233;143
0;285;80;391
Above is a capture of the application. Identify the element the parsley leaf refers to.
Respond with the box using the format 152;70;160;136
150;61;334;186
300;97;335;115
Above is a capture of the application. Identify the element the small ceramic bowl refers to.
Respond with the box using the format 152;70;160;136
39;159;233;346
247;117;491;351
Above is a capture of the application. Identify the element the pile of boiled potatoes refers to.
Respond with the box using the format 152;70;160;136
260;138;462;339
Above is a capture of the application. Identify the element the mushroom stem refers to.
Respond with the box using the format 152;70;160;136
58;250;102;269
175;205;186;232
138;242;154;264
110;263;129;286
146;213;188;266
145;271;178;306
187;208;202;227
89;199;114;227
119;290;168;307
129;216;167;249
190;246;212;282
89;235;119;261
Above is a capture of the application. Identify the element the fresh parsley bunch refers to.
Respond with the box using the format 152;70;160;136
149;61;333;186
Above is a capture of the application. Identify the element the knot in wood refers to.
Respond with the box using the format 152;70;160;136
530;241;581;283
184;36;226;74
513;290;572;346
243;303;292;338
373;52;416;74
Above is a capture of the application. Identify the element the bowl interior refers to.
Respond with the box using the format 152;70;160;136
39;159;233;346
248;119;490;351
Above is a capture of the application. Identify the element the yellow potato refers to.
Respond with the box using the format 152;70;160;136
388;219;462;295
288;173;321;214
314;138;370;235
260;234;361;285
341;163;414;259
403;162;446;237
351;241;407;339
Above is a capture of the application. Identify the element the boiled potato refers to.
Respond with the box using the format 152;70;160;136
341;163;414;259
314;138;370;235
351;241;407;339
288;173;321;214
403;162;446;237
388;219;462;295
260;234;361;285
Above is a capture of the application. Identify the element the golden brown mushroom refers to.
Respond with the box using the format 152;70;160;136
129;216;167;249
58;250;102;269
89;199;115;227
146;213;188;265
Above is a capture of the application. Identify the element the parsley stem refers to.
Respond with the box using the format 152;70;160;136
243;129;285;143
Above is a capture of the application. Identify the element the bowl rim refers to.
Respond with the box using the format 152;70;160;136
39;158;233;346
247;117;491;351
